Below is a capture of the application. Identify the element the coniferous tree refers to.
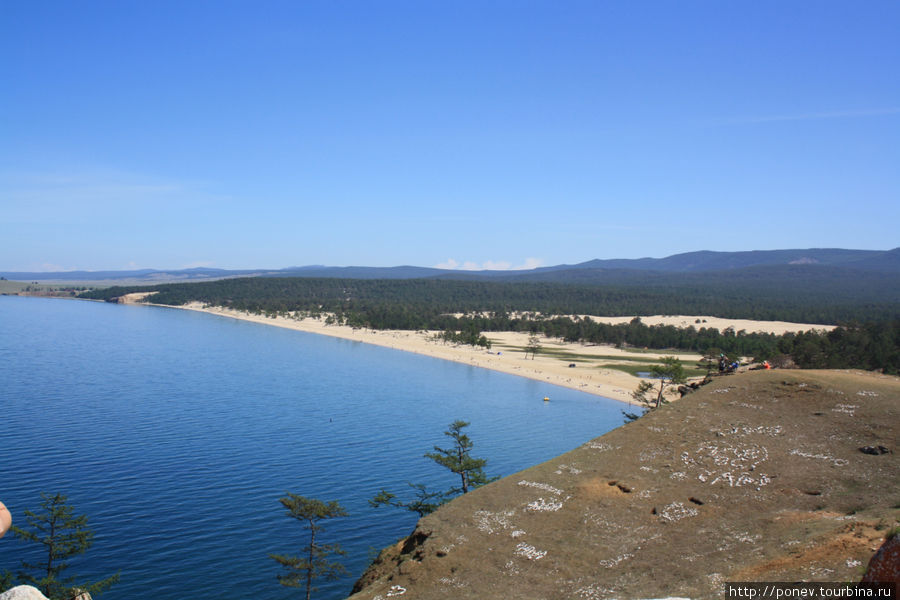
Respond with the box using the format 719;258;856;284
269;493;348;600
369;483;447;517
371;420;497;516
424;420;498;496
0;570;13;593
626;357;688;422
12;492;119;600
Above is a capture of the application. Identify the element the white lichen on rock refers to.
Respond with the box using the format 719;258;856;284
658;502;698;523
584;441;613;451
554;463;582;475
789;449;849;467
518;480;563;495
473;510;517;534
715;424;783;437
598;552;634;568
682;441;771;488
503;559;521;575
526;497;566;512
515;542;547;560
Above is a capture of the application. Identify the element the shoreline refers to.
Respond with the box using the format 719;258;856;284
163;301;708;406
10;294;827;406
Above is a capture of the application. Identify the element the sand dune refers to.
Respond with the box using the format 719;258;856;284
585;314;833;335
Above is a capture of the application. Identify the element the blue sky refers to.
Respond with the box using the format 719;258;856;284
2;1;898;272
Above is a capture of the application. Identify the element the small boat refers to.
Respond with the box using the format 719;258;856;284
543;396;550;402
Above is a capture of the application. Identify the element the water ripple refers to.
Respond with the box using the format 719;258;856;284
0;296;627;600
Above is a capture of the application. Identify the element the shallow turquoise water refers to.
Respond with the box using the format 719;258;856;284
0;295;627;599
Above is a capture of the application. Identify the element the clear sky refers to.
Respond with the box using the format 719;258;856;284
2;1;898;272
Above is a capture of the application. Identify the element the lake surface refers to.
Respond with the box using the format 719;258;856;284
0;296;628;599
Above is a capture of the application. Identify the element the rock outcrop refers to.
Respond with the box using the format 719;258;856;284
0;587;49;600
0;587;92;600
862;533;900;586
348;370;899;599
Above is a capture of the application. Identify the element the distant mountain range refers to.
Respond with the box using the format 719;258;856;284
4;247;899;283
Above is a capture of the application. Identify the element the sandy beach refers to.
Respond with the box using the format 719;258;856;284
117;295;835;405
156;301;708;405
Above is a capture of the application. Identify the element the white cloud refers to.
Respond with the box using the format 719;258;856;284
433;258;544;271
434;258;460;269
516;257;544;270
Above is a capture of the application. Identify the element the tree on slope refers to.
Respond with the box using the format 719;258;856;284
424;420;498;496
369;483;447;518
12;492;119;600
372;420;497;516
269;493;348;600
625;357;687;421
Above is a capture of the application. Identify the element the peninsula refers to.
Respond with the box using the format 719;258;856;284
129;295;828;405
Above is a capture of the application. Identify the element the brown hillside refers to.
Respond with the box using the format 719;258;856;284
347;370;899;600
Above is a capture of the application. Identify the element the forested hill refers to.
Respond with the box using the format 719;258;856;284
80;266;899;325
78;274;900;373
548;247;900;273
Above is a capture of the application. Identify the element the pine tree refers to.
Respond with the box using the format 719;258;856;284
424;420;498;496
12;492;119;600
525;334;542;359
369;483;447;517
628;356;687;419
371;420;497;516
269;493;348;600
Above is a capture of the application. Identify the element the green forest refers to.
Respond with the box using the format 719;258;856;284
80;276;900;374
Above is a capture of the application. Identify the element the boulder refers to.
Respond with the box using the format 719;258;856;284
0;586;50;600
862;533;900;586
0;586;92;600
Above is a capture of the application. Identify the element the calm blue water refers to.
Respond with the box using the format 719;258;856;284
0;296;628;599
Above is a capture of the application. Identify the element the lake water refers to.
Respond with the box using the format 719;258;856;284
0;296;628;599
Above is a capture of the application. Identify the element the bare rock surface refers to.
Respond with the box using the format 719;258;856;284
0;587;50;600
347;370;899;600
862;534;900;585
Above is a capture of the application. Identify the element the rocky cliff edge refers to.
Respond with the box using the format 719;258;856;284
348;370;899;600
